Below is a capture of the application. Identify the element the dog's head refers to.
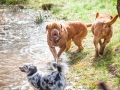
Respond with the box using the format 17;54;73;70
95;12;118;26
95;12;113;20
19;64;37;76
46;22;62;43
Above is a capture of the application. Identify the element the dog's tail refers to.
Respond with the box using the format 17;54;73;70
86;23;92;27
98;81;110;90
106;14;118;25
51;62;68;74
54;63;62;72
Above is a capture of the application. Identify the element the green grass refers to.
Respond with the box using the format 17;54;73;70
0;0;29;5
38;0;118;22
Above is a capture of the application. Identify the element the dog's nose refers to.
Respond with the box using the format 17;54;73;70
19;67;25;72
19;67;22;70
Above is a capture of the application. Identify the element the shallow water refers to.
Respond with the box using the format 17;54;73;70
0;8;68;90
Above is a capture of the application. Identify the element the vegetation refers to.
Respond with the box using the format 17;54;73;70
40;0;118;21
0;0;29;5
35;12;44;24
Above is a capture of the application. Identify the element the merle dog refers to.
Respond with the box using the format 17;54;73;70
19;63;67;90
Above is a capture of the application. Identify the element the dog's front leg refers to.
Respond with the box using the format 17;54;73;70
58;46;66;59
64;39;72;52
49;47;58;61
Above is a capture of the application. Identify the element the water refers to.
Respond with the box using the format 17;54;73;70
0;8;69;90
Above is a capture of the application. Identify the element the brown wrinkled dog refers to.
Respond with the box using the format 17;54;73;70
46;21;91;61
91;12;118;57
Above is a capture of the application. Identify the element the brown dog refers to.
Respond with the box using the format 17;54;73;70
91;12;118;57
46;21;91;61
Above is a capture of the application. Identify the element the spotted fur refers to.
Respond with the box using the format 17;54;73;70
19;63;67;90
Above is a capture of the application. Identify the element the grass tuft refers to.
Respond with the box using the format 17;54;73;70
35;12;45;24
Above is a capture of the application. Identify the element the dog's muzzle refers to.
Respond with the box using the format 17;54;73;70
50;29;61;43
19;67;26;72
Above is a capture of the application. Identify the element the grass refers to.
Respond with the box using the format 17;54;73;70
35;12;44;24
38;0;118;22
0;0;29;5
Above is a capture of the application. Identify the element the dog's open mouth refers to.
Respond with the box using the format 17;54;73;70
53;33;58;38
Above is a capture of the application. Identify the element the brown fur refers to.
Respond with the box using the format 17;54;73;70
98;81;120;90
46;21;91;61
91;12;118;57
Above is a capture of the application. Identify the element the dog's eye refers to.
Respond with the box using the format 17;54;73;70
24;65;28;68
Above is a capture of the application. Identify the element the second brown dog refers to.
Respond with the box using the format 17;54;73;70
46;21;91;61
91;12;118;57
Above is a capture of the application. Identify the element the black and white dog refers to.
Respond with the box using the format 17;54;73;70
19;63;67;90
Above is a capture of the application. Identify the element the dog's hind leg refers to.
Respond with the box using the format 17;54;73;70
99;39;102;46
94;37;100;57
72;30;87;53
72;37;84;53
99;38;110;55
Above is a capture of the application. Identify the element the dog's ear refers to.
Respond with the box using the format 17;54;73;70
96;12;99;19
46;24;49;31
110;15;113;19
106;14;118;26
46;24;51;31
59;23;62;29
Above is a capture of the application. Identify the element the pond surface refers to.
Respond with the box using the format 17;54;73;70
0;8;69;90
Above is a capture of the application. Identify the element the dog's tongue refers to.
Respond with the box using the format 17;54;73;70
53;34;58;39
53;36;57;38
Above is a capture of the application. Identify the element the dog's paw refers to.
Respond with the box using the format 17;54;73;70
99;51;103;55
